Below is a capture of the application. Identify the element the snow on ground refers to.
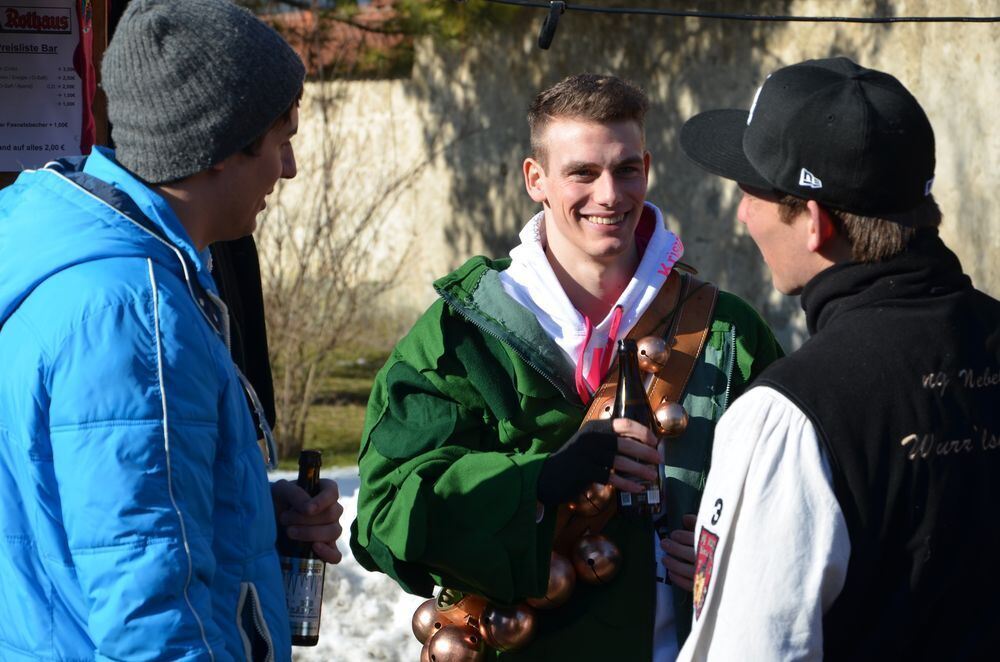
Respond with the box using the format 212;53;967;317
273;466;425;661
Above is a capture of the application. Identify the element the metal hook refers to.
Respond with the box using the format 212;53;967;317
538;1;565;50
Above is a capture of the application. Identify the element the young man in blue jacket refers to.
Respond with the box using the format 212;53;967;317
0;1;342;659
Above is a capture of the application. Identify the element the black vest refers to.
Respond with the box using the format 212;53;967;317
756;233;1000;661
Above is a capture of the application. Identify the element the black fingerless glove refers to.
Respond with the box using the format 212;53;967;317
536;419;617;506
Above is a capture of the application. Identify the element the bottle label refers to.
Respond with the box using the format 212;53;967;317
619;486;663;514
280;556;325;637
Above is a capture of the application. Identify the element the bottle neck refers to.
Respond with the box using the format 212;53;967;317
614;341;654;426
297;465;321;497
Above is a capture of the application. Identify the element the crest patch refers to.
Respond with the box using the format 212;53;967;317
693;527;719;619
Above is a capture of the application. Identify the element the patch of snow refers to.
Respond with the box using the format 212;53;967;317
271;467;425;661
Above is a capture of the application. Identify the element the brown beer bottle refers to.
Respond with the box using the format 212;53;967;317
613;339;662;517
279;449;326;646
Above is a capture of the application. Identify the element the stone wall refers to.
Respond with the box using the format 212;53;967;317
265;0;999;349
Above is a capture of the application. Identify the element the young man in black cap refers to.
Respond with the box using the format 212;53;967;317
676;57;1000;660
0;0;341;658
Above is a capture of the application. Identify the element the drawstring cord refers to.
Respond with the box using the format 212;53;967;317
235;367;279;470
574;304;624;404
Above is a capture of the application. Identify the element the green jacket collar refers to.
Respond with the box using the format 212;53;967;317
434;256;580;403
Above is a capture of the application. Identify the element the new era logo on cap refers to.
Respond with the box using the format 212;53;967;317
799;168;823;189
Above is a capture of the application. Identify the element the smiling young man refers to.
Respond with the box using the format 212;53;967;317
352;74;782;660
677;57;1000;660
0;1;342;659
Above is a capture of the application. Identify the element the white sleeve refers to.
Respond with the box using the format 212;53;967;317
678;387;851;662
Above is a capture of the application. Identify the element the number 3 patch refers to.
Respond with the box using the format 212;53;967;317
693;527;719;620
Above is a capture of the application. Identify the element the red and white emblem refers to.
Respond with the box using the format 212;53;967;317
693;527;719;619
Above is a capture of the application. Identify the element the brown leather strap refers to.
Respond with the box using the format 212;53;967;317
645;274;719;412
553;272;718;550
578;272;718;427
578;272;683;424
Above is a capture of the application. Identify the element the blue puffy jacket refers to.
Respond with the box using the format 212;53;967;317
0;148;291;660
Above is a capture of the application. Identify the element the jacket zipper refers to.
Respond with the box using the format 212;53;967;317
719;326;738;413
238;582;275;662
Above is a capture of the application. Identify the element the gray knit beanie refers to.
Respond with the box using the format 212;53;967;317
102;0;305;183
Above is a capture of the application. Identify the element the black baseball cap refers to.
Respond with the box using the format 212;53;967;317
680;57;936;222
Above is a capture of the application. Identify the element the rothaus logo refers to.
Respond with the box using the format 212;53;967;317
798;168;823;189
2;6;72;33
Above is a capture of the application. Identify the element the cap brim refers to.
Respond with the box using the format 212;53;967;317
680;109;773;191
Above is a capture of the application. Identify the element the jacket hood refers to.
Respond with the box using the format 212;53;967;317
0;147;215;328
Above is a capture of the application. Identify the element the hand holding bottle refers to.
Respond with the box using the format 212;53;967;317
537;420;618;506
613;338;664;516
607;417;661;494
536;419;661;506
272;478;344;564
274;450;336;646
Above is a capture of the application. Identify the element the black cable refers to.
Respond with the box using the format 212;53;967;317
483;0;1000;23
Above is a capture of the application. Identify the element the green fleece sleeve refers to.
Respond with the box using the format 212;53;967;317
351;354;558;604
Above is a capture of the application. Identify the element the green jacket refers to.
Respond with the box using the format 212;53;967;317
351;256;783;659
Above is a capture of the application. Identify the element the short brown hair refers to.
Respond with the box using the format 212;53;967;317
528;74;649;162
778;195;942;263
